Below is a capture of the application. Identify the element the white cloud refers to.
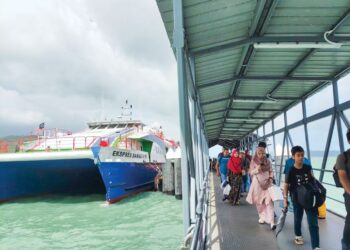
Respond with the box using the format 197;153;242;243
0;0;179;139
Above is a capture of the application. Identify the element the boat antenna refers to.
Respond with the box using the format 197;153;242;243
121;99;133;120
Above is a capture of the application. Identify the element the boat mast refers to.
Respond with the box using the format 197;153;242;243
121;100;133;120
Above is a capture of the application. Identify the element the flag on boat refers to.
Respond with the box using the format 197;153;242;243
39;122;45;129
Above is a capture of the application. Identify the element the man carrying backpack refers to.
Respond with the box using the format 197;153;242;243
283;146;321;250
336;128;350;250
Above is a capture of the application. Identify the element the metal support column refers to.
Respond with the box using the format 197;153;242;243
287;131;294;148
333;80;345;152
284;111;290;158
278;113;288;185
198;121;205;187
302;98;311;161
173;0;195;233
263;124;266;138
340;112;350;129
272;120;277;161
190;99;198;223
319;114;336;182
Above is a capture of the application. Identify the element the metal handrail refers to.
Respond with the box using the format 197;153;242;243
326;195;345;204
272;161;346;208
312;168;333;173
188;165;211;250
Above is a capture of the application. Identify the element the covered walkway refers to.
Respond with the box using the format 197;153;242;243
156;0;350;249
208;172;343;250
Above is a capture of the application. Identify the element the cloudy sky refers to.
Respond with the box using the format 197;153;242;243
1;0;349;155
0;0;179;138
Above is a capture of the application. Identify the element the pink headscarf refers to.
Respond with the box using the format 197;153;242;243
252;147;271;172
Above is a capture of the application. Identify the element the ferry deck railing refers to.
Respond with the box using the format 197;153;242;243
23;127;142;151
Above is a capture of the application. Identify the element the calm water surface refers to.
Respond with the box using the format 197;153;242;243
0;192;183;250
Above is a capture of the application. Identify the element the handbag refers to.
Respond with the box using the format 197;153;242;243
223;184;231;196
268;185;283;201
255;174;272;190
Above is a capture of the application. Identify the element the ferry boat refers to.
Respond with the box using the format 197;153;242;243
0;102;167;203
93;123;166;203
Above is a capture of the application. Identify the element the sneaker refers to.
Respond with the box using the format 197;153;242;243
258;218;265;224
270;224;276;230
314;248;321;250
294;236;304;245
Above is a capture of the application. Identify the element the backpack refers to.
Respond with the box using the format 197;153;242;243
296;179;326;209
333;151;349;188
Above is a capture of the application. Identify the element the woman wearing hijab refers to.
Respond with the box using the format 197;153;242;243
246;147;276;230
227;149;242;205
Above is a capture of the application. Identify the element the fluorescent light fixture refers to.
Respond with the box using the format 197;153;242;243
253;42;341;49
222;128;250;131
226;119;247;122
221;131;246;134
233;99;276;103
222;128;239;131
226;118;263;122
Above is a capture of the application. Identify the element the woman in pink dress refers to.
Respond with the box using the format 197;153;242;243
246;147;275;230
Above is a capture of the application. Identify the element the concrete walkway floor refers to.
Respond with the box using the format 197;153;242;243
207;172;344;250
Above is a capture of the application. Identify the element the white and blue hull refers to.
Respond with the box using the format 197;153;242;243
0;151;105;202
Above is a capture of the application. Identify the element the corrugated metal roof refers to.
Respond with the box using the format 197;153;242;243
156;0;350;146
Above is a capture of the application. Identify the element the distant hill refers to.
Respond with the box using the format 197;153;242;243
0;135;36;153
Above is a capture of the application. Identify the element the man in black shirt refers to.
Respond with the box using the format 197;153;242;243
336;128;350;250
283;146;320;250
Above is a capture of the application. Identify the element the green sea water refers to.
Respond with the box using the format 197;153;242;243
0;192;183;250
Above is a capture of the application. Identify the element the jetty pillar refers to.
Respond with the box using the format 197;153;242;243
164;147;182;199
162;160;175;195
174;158;182;199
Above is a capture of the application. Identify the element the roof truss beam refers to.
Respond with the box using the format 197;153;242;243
217;0;279;140
205;116;266;123
192;35;350;55
197;75;333;89
234;7;350;133
202;96;297;106
204;107;282;115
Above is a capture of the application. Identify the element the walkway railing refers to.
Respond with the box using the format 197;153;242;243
272;158;346;218
191;165;210;250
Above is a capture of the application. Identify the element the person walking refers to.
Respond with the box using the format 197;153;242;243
246;147;275;230
336;128;350;250
227;149;242;205
216;147;230;183
283;146;321;250
240;151;250;193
